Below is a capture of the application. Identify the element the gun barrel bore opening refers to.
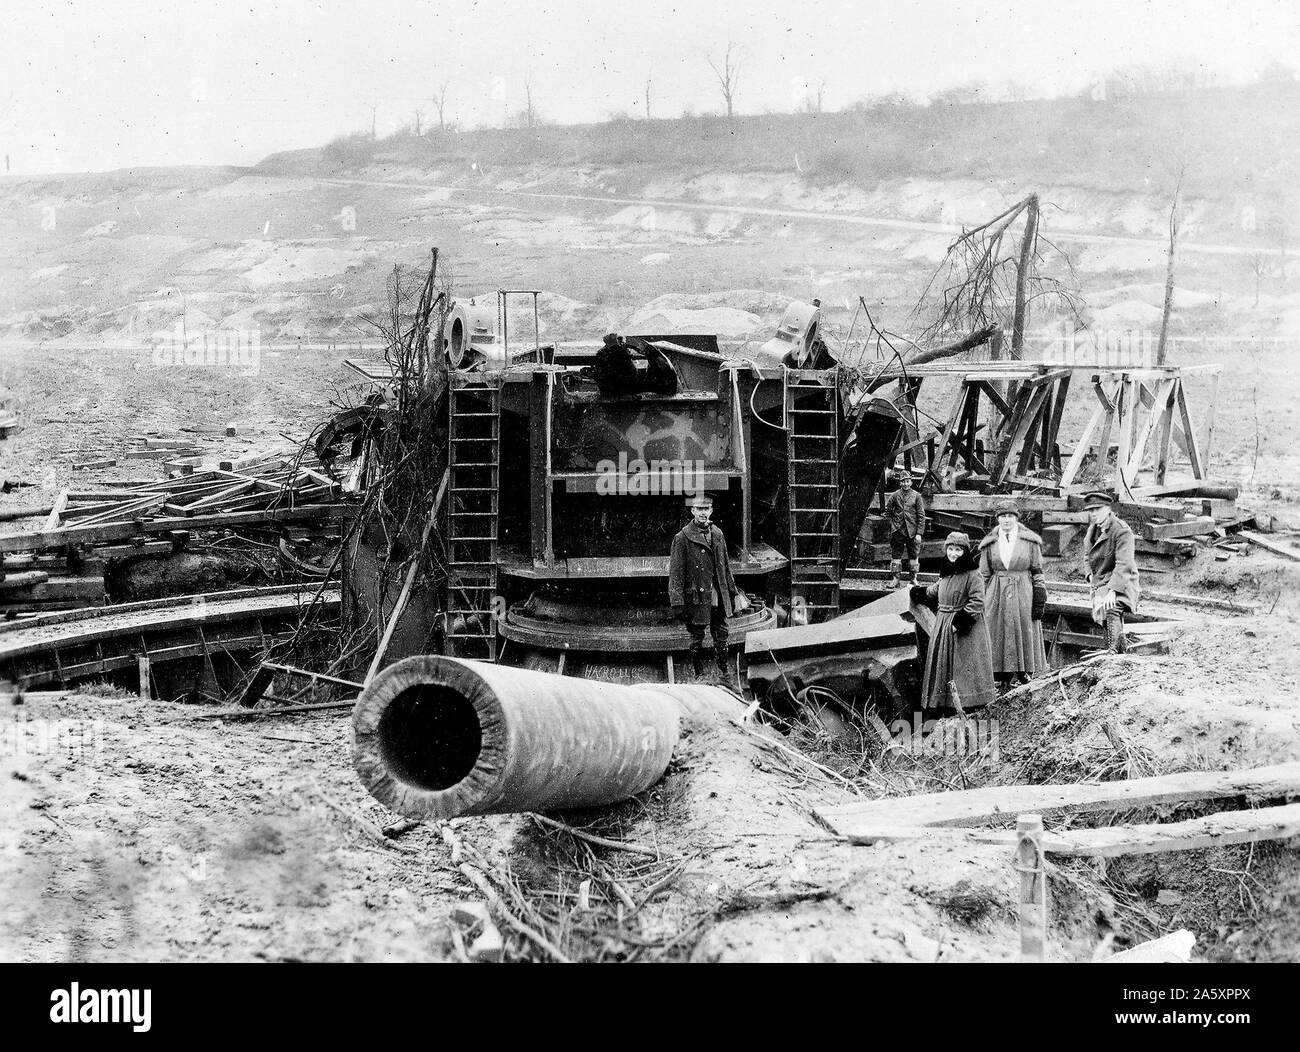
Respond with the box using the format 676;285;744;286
377;684;482;791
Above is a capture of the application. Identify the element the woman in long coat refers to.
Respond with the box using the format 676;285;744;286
909;532;995;711
977;499;1048;686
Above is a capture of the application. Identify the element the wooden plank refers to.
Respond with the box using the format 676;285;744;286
835;803;1300;859
1124;378;1176;481
928;493;1068;513
1042;579;1252;613
815;762;1300;836
1241;531;1300;562
43;491;69;531
1140;516;1216;540
0;571;50;591
234;663;277;708
0;506;55;523
1153;377;1179;484
1038;802;1300;857
0;503;352;554
1059;397;1107;488
1174;380;1204;479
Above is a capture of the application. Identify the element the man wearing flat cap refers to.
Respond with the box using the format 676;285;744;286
670;493;750;680
884;470;926;589
1082;491;1140;652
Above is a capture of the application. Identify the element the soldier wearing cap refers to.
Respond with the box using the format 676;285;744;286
1082;491;1140;652
669;493;750;680
978;498;1047;687
884;470;926;588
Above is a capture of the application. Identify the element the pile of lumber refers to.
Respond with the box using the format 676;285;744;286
854;485;1263;573
0;448;350;616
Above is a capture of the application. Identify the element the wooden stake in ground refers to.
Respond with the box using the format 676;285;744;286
1016;813;1047;962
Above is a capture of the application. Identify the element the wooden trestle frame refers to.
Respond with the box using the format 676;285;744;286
875;361;1222;496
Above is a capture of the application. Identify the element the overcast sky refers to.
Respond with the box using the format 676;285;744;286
1;0;1297;175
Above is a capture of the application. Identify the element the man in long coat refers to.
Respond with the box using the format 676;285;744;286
909;531;995;711
669;494;748;679
978;498;1048;685
1082;491;1141;652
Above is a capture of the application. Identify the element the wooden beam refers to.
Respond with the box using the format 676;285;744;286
1124;378;1176;482
814;761;1300;836
1139;517;1216;540
1241;531;1300;562
44;491;69;531
928;493;1070;513
1040;803;1300;857
1153;378;1177;485
828;803;1300;859
1059;401;1107;488
1174;379;1205;480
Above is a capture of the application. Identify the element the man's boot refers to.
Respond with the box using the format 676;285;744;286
714;643;731;686
900;558;914;585
888;559;903;589
689;642;705;678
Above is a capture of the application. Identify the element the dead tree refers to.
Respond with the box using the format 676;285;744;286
1156;165;1186;365
524;77;538;130
433;79;450;132
707;43;741;121
644;71;653;120
912;193;1083;360
413;107;424;136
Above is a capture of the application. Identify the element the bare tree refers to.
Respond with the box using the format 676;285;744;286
432;78;450;133
912;193;1083;359
524;76;538;130
412;107;423;136
707;42;741;121
802;80;827;114
367;102;378;139
644;70;653;120
1156;164;1187;365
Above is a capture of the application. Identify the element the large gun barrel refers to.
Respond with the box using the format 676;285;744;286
353;655;739;820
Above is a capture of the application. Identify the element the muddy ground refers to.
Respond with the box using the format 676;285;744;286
2;161;1299;961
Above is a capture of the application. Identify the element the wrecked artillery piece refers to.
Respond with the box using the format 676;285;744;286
353;654;741;819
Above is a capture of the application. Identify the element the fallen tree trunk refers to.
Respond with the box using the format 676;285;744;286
353;656;740;820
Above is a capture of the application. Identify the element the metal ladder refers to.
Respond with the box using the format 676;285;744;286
446;374;501;660
785;370;841;623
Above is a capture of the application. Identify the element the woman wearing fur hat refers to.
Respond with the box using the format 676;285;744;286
978;499;1048;687
909;532;995;711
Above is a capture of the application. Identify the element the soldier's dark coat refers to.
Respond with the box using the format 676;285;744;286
668;521;738;624
1084;515;1141;613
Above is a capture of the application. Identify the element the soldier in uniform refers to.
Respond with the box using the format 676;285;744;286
669;494;750;680
1082;491;1140;652
884;470;926;588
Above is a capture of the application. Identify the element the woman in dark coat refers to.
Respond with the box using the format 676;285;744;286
909;532;996;711
978;498;1048;686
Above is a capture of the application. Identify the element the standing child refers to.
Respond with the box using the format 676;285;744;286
910;532;996;711
884;470;926;588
